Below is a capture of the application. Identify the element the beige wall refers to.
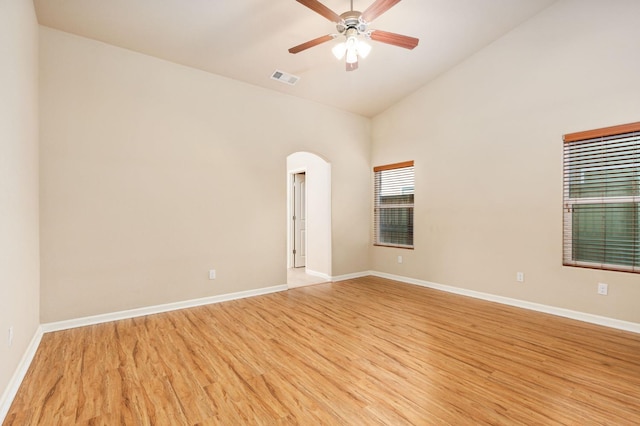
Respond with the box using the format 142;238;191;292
371;0;640;323
0;0;40;401
39;27;371;322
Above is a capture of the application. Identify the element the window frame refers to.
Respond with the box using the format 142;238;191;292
563;121;640;273
373;161;415;249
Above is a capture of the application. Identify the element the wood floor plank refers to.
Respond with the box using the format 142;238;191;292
4;276;640;425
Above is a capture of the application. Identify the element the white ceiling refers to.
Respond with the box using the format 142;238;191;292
34;0;557;117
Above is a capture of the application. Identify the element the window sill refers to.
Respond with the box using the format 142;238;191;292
374;244;414;250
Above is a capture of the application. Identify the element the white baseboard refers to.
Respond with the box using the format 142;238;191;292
42;284;288;333
0;325;44;423
367;271;640;334
305;269;331;281
331;271;371;282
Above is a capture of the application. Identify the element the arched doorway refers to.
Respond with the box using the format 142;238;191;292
286;152;332;287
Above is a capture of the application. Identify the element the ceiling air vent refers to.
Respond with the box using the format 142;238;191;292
271;69;300;86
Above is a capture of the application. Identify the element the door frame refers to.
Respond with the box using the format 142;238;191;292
289;168;307;270
288;168;307;269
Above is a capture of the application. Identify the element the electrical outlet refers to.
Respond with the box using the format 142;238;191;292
516;272;524;282
209;269;216;280
8;326;13;347
397;255;403;264
597;283;608;295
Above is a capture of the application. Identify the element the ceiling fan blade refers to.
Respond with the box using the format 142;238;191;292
295;0;341;22
288;34;335;54
346;60;358;71
361;0;402;23
370;30;419;49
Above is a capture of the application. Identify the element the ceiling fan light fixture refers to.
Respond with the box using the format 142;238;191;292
357;40;372;58
346;48;358;64
345;35;364;63
346;34;358;48
332;42;347;60
335;35;370;63
346;35;358;64
345;37;371;64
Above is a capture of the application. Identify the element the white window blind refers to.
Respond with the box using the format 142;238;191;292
563;122;640;273
374;161;414;248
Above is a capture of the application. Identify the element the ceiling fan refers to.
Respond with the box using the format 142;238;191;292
289;0;419;71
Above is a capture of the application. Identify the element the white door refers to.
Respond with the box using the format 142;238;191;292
293;173;306;267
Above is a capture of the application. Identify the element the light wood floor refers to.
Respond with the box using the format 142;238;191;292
5;276;640;425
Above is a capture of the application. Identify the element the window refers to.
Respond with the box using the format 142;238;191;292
563;122;640;273
374;161;414;248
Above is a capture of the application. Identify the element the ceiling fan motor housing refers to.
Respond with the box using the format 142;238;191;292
336;11;368;35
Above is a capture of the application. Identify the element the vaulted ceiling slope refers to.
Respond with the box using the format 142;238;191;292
34;0;557;117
